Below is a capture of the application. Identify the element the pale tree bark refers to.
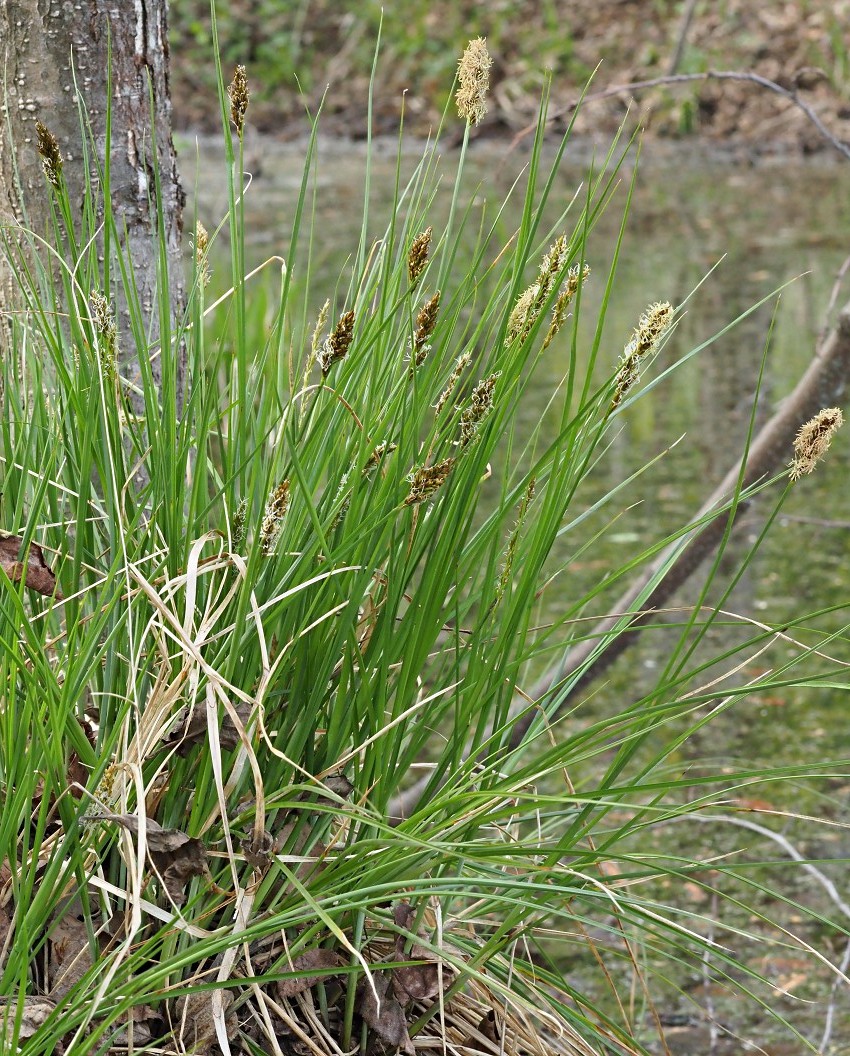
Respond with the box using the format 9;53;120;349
0;0;184;384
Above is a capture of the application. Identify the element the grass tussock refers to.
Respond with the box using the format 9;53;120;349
0;29;848;1056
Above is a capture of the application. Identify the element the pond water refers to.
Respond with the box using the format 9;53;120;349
186;134;850;1053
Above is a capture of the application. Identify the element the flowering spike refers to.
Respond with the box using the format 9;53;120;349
260;479;290;555
409;291;441;372
407;228;432;287
459;371;500;448
36;121;63;188
611;301;673;408
319;309;355;376
456;38;492;126
790;407;844;480
404;458;456;505
228;65;249;138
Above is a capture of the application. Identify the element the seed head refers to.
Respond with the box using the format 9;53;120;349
543;263;590;349
539;234;569;285
505;234;572;346
404;457;456;505
193;220;211;288
260;479;290;555
611;300;673;409
319;309;355;376
228;65;250;138
630;301;673;359
407;227;432;288
36;121;63;188
311;300;330;356
456;38;492;126
459;371;500;448
409;291;441;371
90;290;118;382
506;284;539;346
790;407;844;480
495;477;536;604
435;351;471;416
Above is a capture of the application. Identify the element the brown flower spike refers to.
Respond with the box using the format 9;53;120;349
410;291;441;371
407;228;432;287
405;458;456;505
228;65;249;137
260;479;291;554
611;301;673;408
90;290;118;382
790;407;844;480
319;310;355;376
36;121;63;188
459;371;500;448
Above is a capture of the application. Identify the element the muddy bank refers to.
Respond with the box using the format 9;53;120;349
170;1;850;153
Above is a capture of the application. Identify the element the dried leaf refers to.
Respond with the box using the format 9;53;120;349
0;534;62;598
101;814;209;905
162;700;251;755
276;948;343;998
392;958;442;1005
0;997;56;1044
357;973;414;1055
49;913;94;1000
241;828;274;870
322;772;355;800
391;902;444;1005
173;991;236;1054
110;1003;160;1047
463;1008;502;1049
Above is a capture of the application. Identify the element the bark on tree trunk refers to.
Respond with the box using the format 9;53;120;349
0;0;183;385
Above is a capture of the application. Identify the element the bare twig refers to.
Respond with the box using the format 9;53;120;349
667;0;700;77
510;70;850;162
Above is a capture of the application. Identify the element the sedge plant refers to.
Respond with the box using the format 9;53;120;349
0;32;849;1056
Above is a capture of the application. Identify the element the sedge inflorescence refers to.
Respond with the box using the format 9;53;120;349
611;300;673;409
789;407;844;480
456;38;492;126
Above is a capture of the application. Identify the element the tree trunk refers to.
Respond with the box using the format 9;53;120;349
0;0;183;384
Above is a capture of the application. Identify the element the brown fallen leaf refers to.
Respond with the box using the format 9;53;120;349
0;534;62;598
462;1008;502;1050
162;700;252;756
110;1003;160;1047
99;813;210;905
0;996;56;1045
276;948;343;999
241;828;275;870
173;991;236;1054
357;973;414;1055
391;902;445;1005
49;912;94;1000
